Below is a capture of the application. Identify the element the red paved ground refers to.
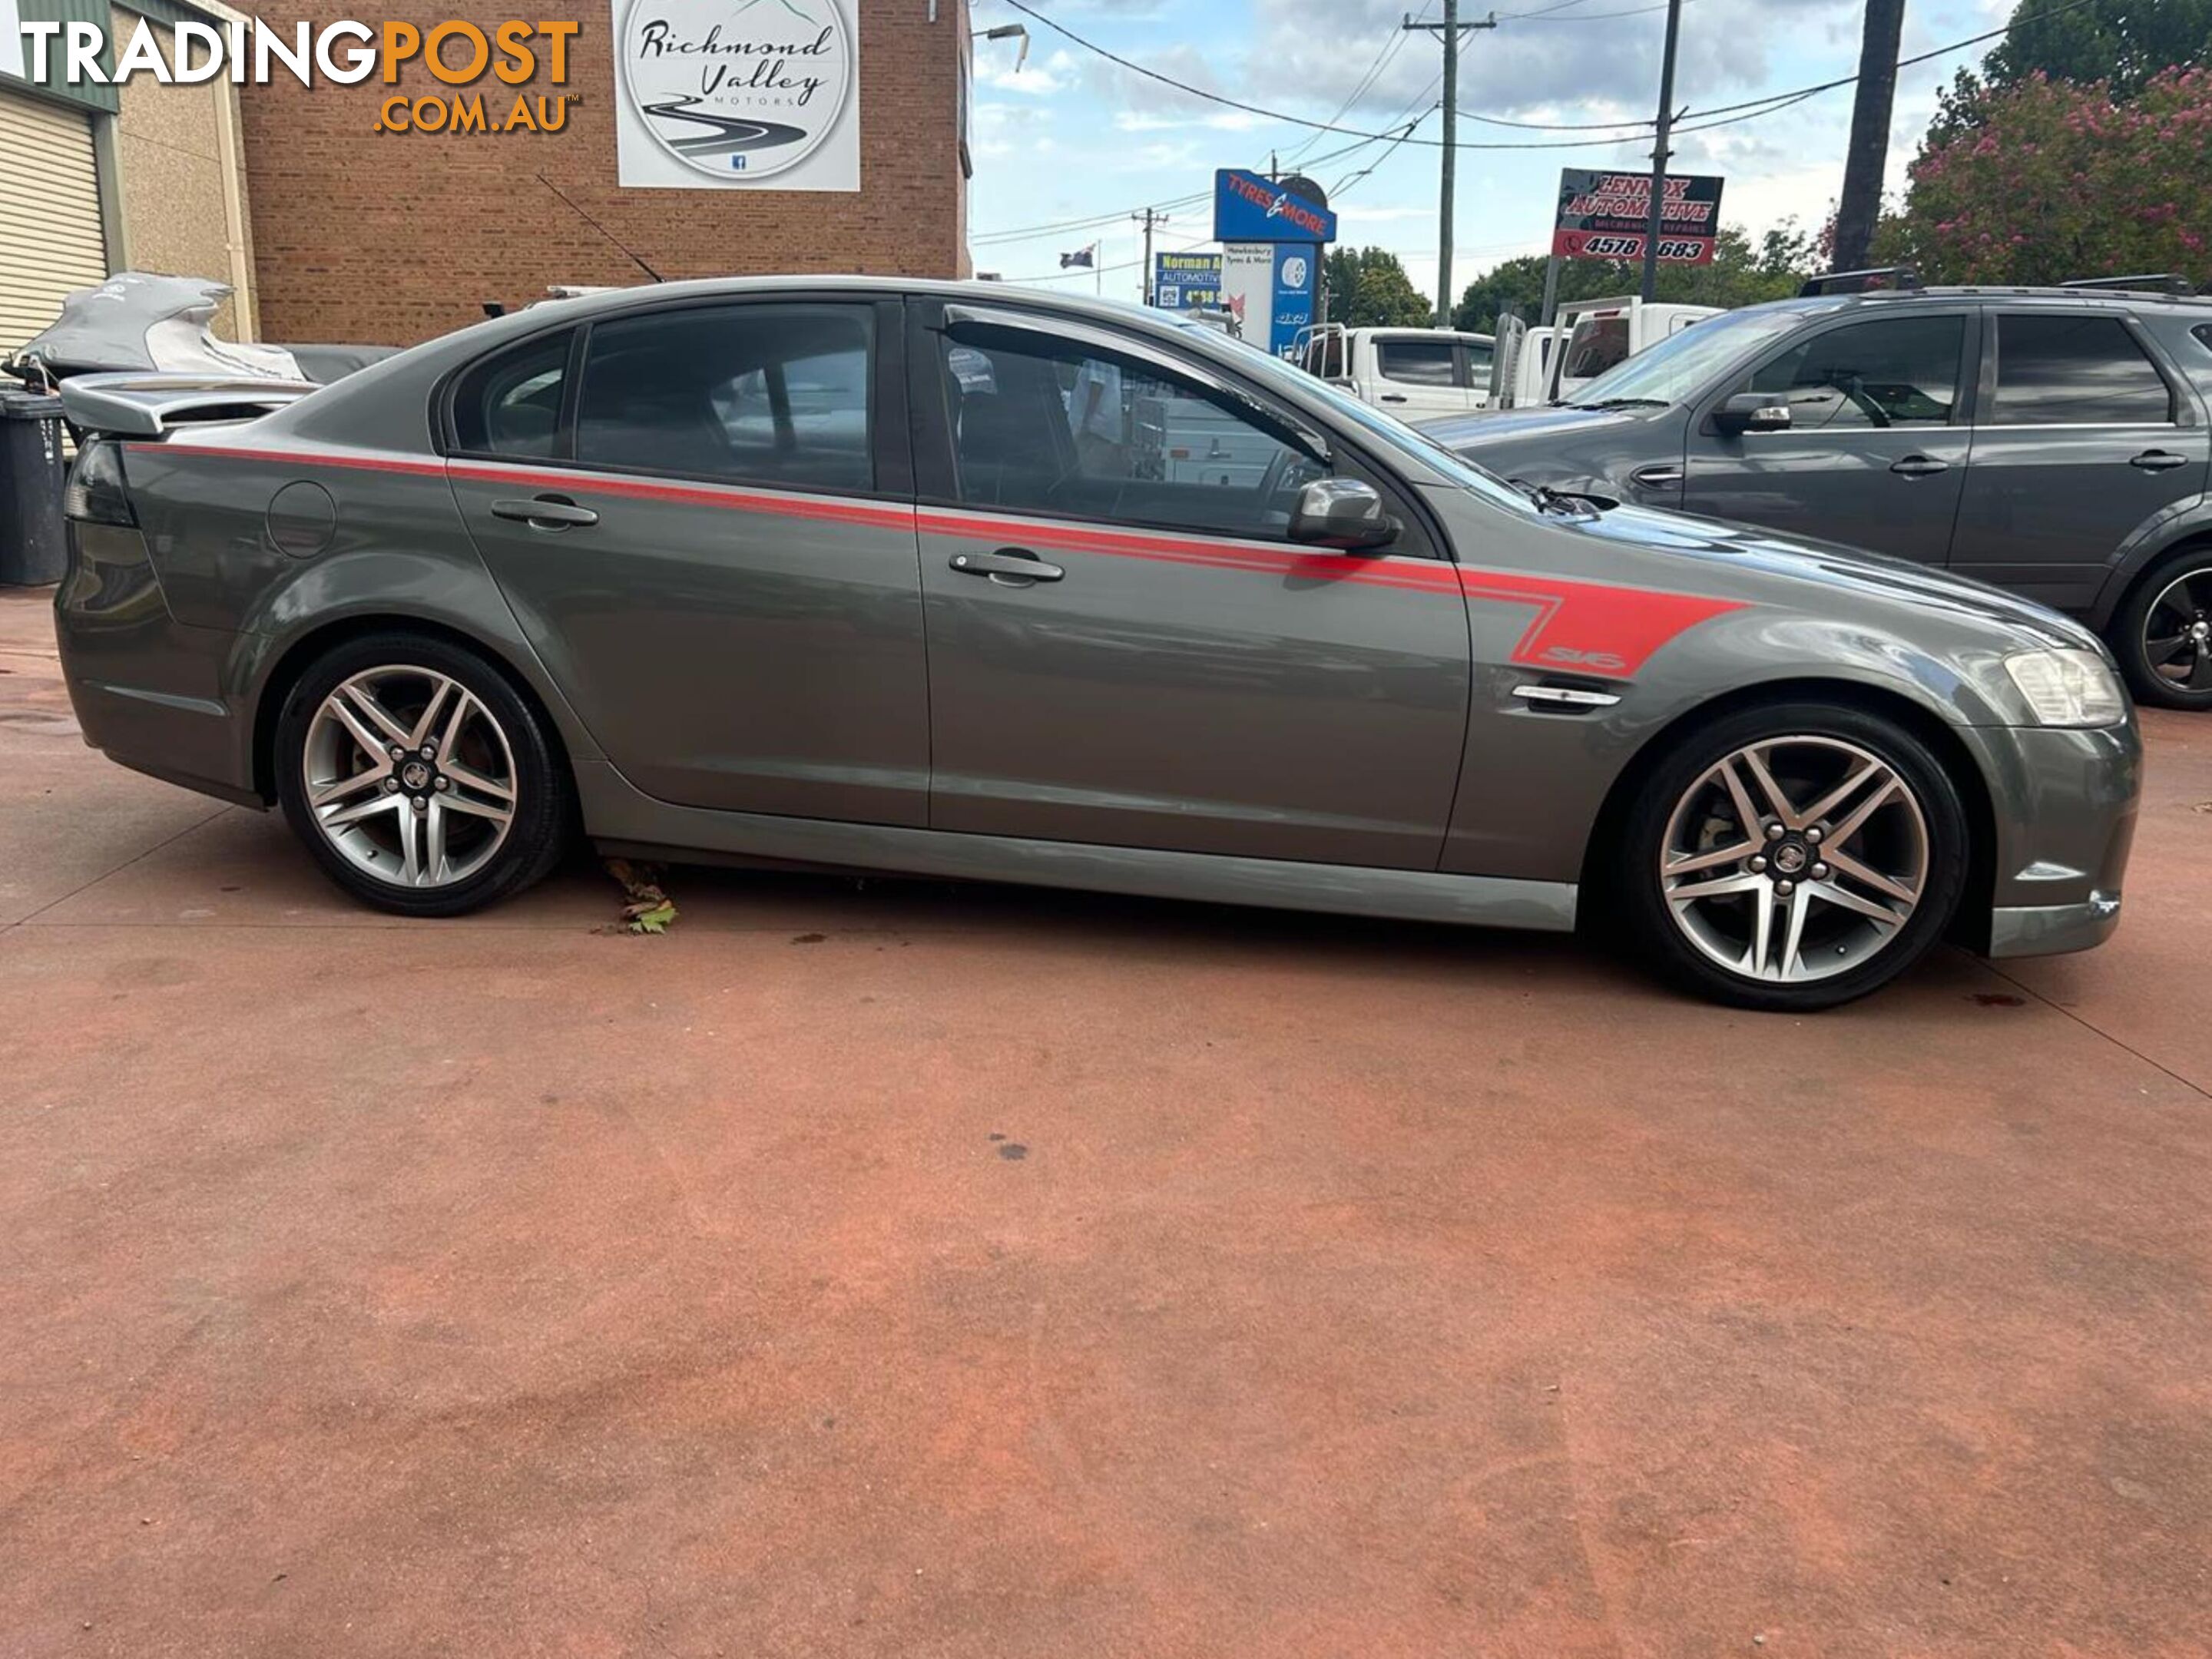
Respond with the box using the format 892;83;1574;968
2;588;2207;1657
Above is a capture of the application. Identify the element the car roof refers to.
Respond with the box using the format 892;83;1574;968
1735;285;2212;323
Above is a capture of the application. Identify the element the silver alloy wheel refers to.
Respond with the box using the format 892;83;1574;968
302;665;518;889
2143;568;2212;694
1660;735;1929;984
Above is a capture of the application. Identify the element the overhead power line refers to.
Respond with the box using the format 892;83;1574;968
995;0;1658;139
973;0;2091;273
1677;0;2099;121
992;0;2093;150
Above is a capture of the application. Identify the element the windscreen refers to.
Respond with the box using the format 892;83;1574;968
1566;306;1811;407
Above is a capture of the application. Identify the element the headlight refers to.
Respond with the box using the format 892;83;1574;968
2005;648;2126;727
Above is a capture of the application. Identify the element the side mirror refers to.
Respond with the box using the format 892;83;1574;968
1715;391;1792;435
1290;478;1399;551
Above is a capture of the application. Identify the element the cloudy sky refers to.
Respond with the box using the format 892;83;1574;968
965;0;2016;303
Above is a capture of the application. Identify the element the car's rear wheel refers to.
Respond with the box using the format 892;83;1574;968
1616;703;1969;1011
274;632;568;916
2112;547;2212;711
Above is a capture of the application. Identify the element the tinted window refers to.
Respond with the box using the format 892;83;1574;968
1377;338;1455;386
575;304;873;490
1303;330;1346;379
1465;339;1493;379
940;333;1328;541
1740;315;1965;428
452;329;572;457
1561;316;1630;382
1992;313;2173;426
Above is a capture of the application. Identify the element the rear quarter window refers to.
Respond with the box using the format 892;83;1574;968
451;329;575;458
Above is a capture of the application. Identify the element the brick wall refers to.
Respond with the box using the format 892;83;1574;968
239;0;970;346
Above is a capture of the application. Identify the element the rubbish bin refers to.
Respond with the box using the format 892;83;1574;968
0;389;68;587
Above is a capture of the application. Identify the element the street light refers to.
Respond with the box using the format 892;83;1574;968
972;22;1030;70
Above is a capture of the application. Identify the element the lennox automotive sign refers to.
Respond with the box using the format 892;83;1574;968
1551;168;1724;264
615;0;859;192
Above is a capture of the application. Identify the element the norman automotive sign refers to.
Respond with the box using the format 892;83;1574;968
615;0;859;191
1551;169;1724;265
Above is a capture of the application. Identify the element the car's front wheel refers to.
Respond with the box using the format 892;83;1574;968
2112;547;2212;711
274;632;569;916
1616;703;1970;1011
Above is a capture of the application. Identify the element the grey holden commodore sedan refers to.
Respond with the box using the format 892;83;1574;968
54;278;2137;1010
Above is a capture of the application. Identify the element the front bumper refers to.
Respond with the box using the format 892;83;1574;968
1961;718;2141;962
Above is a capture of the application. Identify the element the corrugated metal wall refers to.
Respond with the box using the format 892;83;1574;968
0;88;107;356
14;0;122;114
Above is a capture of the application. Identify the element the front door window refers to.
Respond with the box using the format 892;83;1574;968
939;333;1327;539
1737;316;1965;429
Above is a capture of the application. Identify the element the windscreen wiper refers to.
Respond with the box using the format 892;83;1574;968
1508;478;1603;517
1569;396;1669;410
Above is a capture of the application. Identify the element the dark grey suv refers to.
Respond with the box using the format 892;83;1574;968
1432;280;2212;709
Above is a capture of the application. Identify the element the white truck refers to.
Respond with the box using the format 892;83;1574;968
1548;295;1721;400
1484;296;1723;411
1293;324;1498;420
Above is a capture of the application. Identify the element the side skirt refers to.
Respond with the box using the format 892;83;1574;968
578;760;1577;934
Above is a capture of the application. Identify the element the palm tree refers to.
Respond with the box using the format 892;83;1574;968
1833;0;1908;271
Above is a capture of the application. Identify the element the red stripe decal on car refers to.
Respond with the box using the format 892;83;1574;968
130;445;1740;671
1459;569;1744;677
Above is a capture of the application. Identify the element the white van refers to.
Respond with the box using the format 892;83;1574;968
1294;324;1498;420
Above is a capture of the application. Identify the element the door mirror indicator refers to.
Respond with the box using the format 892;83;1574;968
1717;392;1792;435
1289;478;1399;551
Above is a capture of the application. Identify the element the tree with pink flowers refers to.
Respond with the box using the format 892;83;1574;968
1883;66;2212;286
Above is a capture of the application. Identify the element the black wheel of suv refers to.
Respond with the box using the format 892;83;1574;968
274;631;570;917
1615;702;1970;1012
2112;547;2212;711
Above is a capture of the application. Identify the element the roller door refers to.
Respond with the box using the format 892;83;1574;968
0;89;108;359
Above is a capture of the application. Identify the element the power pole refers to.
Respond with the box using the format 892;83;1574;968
1404;5;1496;327
1637;0;1684;303
1132;207;1168;306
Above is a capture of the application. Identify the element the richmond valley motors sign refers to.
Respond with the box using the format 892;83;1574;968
614;0;859;191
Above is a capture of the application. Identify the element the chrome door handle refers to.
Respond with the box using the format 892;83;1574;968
1631;464;1684;489
491;495;599;530
1512;684;1622;710
1889;456;1949;478
2131;449;2189;472
950;548;1064;584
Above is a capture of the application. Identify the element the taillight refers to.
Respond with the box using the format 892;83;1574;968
63;440;136;527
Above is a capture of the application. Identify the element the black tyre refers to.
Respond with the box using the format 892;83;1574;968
1614;702;1970;1012
273;631;569;917
2111;547;2212;711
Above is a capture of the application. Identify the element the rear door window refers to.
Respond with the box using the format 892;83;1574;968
575;303;874;492
1376;337;1456;386
1738;315;1966;428
1989;313;2174;426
